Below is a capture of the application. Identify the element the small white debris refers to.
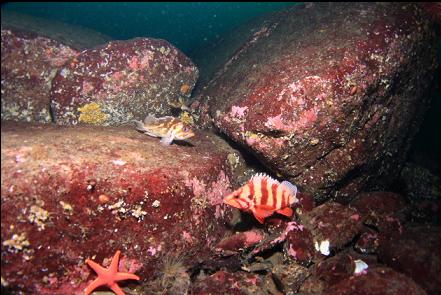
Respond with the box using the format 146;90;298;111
152;200;160;208
314;240;330;256
111;159;126;166
354;259;369;275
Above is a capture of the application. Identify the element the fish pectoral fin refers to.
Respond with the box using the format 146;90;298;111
160;133;175;145
276;207;293;217
133;120;145;131
253;207;274;224
143;114;157;124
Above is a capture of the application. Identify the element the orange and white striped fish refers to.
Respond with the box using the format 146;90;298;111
223;173;299;224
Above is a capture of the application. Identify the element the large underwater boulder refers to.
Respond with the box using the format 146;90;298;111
194;2;439;202
0;10;111;124
1;28;78;123
50;38;199;126
0;121;245;294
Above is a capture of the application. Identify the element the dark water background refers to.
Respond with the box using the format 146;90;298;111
2;2;297;56
2;2;441;174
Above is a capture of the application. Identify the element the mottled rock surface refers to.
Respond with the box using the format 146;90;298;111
378;225;441;294
300;202;363;252
1;10;112;125
350;191;409;227
283;222;315;265
1;28;78;123
0;121;245;294
191;270;264;295
51;38;198;126
323;267;427;295
194;2;439;202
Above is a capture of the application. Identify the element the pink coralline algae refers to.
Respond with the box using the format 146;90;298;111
230;105;248;119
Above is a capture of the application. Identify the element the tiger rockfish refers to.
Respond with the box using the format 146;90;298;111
223;173;299;224
133;114;195;145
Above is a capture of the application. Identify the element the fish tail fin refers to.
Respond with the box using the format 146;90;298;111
281;181;297;197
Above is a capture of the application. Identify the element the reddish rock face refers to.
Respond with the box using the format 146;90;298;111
283;223;315;265
195;2;439;202
50;38;198;126
350;191;409;231
323;267;427;295
1;28;78;123
378;225;441;294
300;202;363;253
215;230;266;256
191;270;263;295
0;122;244;294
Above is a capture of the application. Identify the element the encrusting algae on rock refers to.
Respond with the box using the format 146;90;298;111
78;102;109;125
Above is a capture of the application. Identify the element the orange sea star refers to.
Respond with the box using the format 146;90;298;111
84;250;140;295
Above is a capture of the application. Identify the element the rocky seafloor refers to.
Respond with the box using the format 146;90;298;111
2;3;441;295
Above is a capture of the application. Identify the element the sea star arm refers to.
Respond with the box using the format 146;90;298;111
114;272;140;282
84;277;105;295
109;283;126;295
109;250;121;271
85;259;107;275
84;250;140;295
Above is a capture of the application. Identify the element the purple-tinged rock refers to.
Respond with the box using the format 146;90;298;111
194;2;439;202
378;225;441;294
300;250;381;294
191;270;263;295
283;222;315;265
300;202;363;255
272;262;309;294
1;28;78;123
350;191;409;228
410;200;441;224
295;191;315;214
215;229;266;256
400;162;441;201
354;227;379;254
323;266;426;295
50;38;198;126
0;121;244;294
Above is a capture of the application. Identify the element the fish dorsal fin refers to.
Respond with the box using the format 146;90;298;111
143;114;157;125
250;173;279;186
280;180;297;197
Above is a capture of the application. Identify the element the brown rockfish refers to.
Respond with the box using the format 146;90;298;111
133;114;195;145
